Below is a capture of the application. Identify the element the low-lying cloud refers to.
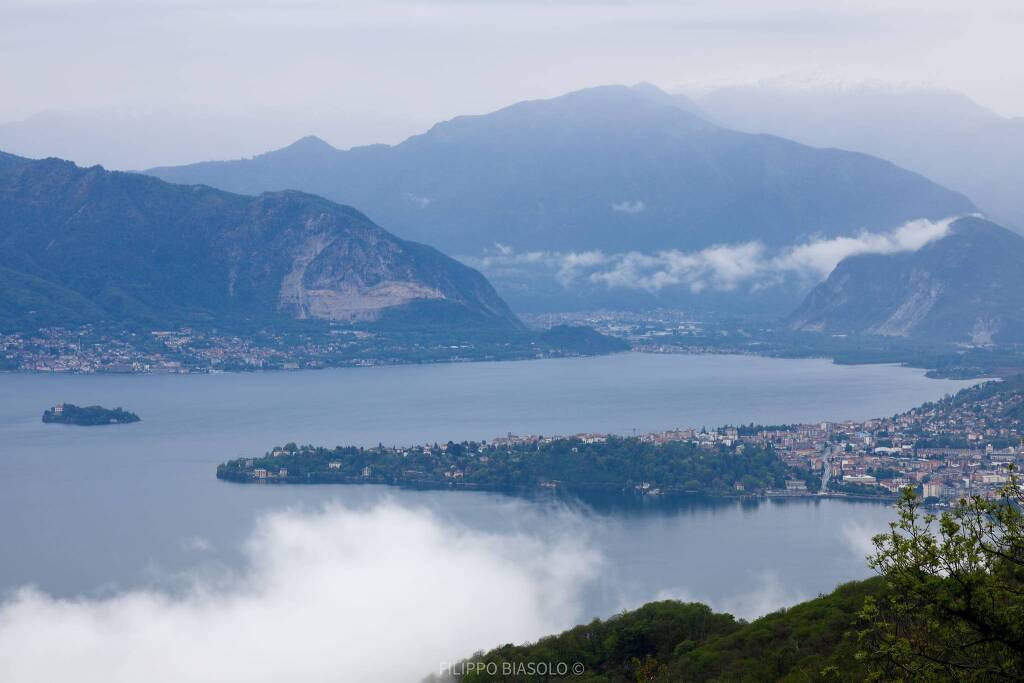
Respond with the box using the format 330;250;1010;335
0;503;601;683
473;217;957;293
611;200;645;214
772;217;955;279
840;520;881;560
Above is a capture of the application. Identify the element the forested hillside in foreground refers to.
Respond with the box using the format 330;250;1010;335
432;579;877;683
432;484;1024;682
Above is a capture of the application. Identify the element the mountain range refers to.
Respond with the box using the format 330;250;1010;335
0;152;520;332
146;84;976;312
789;216;1024;344
5;84;1022;347
690;82;1024;232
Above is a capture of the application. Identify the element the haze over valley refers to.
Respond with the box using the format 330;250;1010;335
2;2;1024;681
146;83;981;315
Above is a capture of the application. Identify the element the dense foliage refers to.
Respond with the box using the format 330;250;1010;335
671;579;878;682
217;437;796;496
434;579;880;682
858;481;1024;680
826;480;891;498
944;372;1024;409
454;601;739;683
534;325;631;355
41;403;140;426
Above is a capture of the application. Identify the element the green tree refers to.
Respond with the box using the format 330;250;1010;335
858;475;1024;680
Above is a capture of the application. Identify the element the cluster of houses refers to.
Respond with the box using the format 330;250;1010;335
733;385;1023;502
465;383;1023;503
489;432;609;448
228;378;1022;503
1;327;184;373
1;326;376;373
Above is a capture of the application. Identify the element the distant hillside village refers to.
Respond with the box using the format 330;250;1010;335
6;317;1023;381
644;376;1022;503
0;324;625;374
219;377;1023;505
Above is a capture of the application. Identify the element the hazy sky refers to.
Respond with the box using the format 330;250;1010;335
2;0;1023;165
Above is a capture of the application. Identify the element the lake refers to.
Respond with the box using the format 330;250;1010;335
0;353;974;612
0;353;982;680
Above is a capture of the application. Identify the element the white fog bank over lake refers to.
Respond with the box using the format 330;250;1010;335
0;503;601;683
0;497;895;683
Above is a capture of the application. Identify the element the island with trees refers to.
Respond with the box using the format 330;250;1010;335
216;435;818;498
41;403;141;426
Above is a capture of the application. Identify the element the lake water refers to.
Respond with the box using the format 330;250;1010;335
0;353;976;621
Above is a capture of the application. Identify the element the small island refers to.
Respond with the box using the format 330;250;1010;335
42;403;141;426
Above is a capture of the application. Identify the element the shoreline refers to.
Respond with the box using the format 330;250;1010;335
1;346;1002;380
215;470;900;504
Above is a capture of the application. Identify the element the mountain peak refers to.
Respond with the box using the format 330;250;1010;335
413;82;714;148
0;154;521;331
950;214;1012;238
629;81;673;100
258;135;338;162
288;135;334;151
146;85;975;273
790;216;1024;343
527;82;689;112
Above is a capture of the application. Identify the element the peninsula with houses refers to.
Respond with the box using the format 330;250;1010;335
216;375;1023;504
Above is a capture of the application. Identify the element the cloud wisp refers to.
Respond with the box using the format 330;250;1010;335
654;571;810;622
611;200;646;214
473;217;957;293
0;502;601;683
772;216;955;278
